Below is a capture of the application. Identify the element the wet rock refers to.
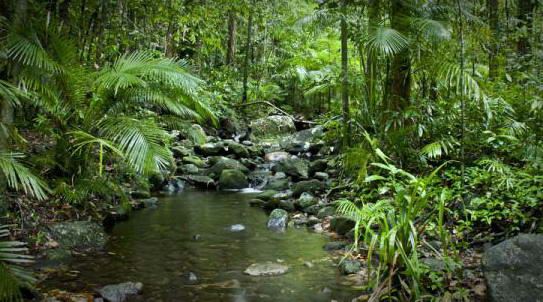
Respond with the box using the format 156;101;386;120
482;234;543;302
45;248;72;261
140;197;159;208
280;126;324;154
272;158;309;180
48;221;106;251
256;190;278;201
219;169;249;190
224;140;250;158
278;199;295;212
177;163;199;175
207;157;249;179
306;216;321;227
228;224;246;232
296;192;316;209
97;282;143;302
192;234;201;240
330;217;355;235
171;146;191;159
264;151;290;162
303;204;322;215
272;190;293;200
339;260;362;275
182;155;206;168
293;179;326;197
239;158;257;170
195;142;225;156
130;191;150;199
263;178;290;191
182;124;208;145
267;209;289;232
244;262;289;276
249;115;296;139
183;272;199;285
314;172;329;181
323;241;348;251
249;199;266;207
162;178;185;193
180;175;216;189
317;206;335;219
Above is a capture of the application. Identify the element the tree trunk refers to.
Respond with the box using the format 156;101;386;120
340;0;350;146
226;9;237;65
488;0;500;79
516;0;535;58
242;7;253;103
365;0;380;110
388;0;411;112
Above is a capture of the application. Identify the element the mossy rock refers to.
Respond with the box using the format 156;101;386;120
219;169;249;190
182;156;206;168
48;221;106;251
256;190;278;201
292;179;326;197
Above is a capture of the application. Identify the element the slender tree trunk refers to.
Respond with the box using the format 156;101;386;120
226;9;237;65
488;0;500;79
340;0;351;146
366;0;380;111
388;0;412;112
242;7;253;103
516;0;535;58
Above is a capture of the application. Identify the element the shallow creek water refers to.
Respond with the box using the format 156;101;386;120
42;190;359;301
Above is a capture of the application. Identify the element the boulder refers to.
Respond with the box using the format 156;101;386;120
272;158;309;180
97;282;143;302
244;262;289;276
330;217;355;235
339;260;362;275
279;126;324;154
224;140;250;158
180;175;215;189
297;192;317;208
249;115;296;139
48;221;106;251
317;206;335;219
278;199;295;212
162;178;185;193
267;209;289;232
264;151;290;162
171;146;192;159
303;204;322;215
182;124;208;145
177;164;199;175
195;142;225;156
309;159;328;176
292;179;326;197
256;190;278;201
272;190;293;200
314;172;329;181
219;169;249;190
263;178;290;191
483;234;543;302
207;157;249;179
182;156;206;168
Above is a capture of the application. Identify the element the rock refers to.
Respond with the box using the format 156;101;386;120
314;172;329;181
256;190;278;201
219;169;249;190
317;206;335;219
182;124;208;145
244;262;289;276
279;126;325;153
207;157;249;179
195;142;225;156
272;158;309;180
330;217;355;235
224;140;250;158
182;155;206;168
263;178;290;191
249;199;266;207
45;248;72;261
339;260;362;275
177;164;199;175
185;272;199;284
48;221;106;251
264;151;290;162
171;146;191;159
228;224;246;232
180;175;216;189
272;190;293;200
304;261;314;268
140;197;159;208
323;241;348;251
292;179;326;197
303;204;322;215
130;191;150;199
162;178;185;193
306;216;321;226
97;282;143;302
297;192;316;208
249;115;296;139
483;234;543;302
267;209;289;232
239;158;257;170
278;199;295;212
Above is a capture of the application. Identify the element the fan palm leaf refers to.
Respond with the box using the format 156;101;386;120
0;153;49;200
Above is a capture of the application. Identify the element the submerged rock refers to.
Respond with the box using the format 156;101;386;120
267;209;289;232
228;224;246;232
483;234;543;302
97;282;143;302
48;221;106;251
244;262;289;276
219;169;249;190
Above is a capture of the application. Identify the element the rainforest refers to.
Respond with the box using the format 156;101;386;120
0;0;542;301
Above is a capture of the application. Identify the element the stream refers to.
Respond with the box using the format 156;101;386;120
41;190;360;301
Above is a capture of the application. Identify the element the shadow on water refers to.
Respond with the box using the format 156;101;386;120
42;190;359;301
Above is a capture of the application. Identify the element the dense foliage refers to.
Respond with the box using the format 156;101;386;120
0;0;541;300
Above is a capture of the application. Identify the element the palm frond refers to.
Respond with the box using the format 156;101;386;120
365;27;409;57
0;153;49;200
0;225;35;302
